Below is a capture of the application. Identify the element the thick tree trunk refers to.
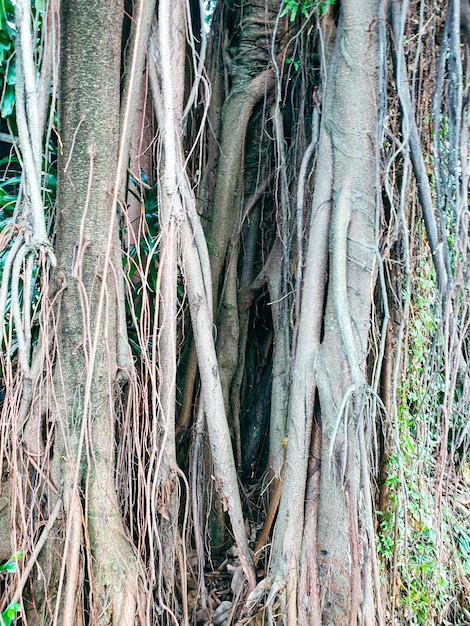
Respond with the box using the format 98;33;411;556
315;1;380;623
42;2;138;623
270;1;380;624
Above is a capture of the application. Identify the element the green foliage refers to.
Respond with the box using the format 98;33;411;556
0;553;23;625
376;511;394;560
0;552;23;574
0;156;21;218
0;0;48;121
0;0;15;119
376;243;470;624
393;298;447;623
280;0;335;21
285;56;301;72
204;1;217;16
0;603;21;626
457;526;470;573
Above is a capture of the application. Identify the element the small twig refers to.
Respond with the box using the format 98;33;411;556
63;117;85;175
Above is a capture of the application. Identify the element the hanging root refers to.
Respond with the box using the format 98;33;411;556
0;223;55;373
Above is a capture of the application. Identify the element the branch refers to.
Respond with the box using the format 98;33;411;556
181;216;256;593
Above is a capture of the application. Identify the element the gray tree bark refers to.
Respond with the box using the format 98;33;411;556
270;1;381;624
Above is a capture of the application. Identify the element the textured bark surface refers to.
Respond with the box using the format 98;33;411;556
43;1;138;622
1;1;468;624
315;1;380;622
269;1;380;623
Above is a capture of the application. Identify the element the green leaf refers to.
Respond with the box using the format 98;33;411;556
5;56;15;85
0;552;23;573
280;0;297;19
0;0;15;38
0;39;12;68
1;86;15;118
301;1;310;17
0;176;22;189
0;561;16;573
289;3;298;20
0;602;21;626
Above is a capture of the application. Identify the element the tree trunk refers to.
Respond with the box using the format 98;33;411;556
315;1;380;622
270;1;381;623
42;1;138;622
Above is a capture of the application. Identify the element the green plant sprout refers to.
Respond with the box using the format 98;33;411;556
285;56;301;72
